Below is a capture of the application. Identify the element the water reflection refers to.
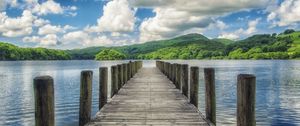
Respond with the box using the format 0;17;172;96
0;60;299;125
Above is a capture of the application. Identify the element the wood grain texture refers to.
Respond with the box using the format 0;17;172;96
87;68;210;126
79;71;93;126
237;74;256;126
190;67;199;108
99;67;108;110
204;68;216;125
34;76;54;126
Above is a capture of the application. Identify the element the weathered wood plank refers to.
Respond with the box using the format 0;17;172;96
87;67;210;126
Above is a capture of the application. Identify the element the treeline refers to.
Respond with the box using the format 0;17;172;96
138;30;300;60
0;42;71;60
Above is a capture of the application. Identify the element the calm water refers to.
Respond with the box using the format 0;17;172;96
0;60;299;126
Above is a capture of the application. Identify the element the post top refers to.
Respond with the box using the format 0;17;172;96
34;75;53;81
238;74;256;79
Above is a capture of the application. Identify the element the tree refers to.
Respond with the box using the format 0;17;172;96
95;49;126;60
284;29;295;34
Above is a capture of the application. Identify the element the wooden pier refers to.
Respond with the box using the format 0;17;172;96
33;61;256;126
87;67;210;126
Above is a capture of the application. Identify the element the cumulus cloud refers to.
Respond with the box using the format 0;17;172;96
267;0;300;27
218;18;261;40
23;34;60;46
62;31;114;46
132;0;270;42
0;10;35;37
23;0;77;16
87;0;136;33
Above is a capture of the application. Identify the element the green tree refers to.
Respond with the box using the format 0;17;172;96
95;49;126;60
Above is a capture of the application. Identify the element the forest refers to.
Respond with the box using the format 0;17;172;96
1;29;300;60
0;42;71;60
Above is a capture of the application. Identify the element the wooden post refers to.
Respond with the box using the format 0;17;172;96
176;64;181;89
79;71;93;126
127;63;130;81
118;64;123;90
181;64;189;98
190;67;199;108
111;66;118;97
123;64;127;84
237;74;256;126
99;67;107;110
174;63;178;88
168;62;171;78
172;64;176;83
34;76;54;126
204;68;216;125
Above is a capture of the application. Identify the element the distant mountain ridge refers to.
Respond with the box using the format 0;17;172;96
1;29;300;60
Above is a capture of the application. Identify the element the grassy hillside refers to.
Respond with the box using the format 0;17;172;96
0;42;71;60
1;29;300;60
68;33;210;59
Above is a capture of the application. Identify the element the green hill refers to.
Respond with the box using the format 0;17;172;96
1;29;300;60
0;42;71;60
211;38;235;45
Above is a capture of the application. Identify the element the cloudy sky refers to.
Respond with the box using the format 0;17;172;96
0;0;299;49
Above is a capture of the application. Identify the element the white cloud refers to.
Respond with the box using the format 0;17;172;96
218;18;260;40
87;0;136;33
62;31;114;46
218;33;239;40
38;24;75;35
38;24;64;35
25;0;77;16
23;34;59;46
34;18;50;27
0;10;35;37
267;0;300;27
215;20;228;30
31;1;63;15
133;0;270;42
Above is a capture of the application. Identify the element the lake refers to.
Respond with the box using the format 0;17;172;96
0;60;299;126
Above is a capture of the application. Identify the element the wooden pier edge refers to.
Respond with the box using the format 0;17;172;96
31;60;258;126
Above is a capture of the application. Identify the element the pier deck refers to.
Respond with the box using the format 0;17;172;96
87;67;210;126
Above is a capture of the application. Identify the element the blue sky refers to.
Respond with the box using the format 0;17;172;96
0;0;299;49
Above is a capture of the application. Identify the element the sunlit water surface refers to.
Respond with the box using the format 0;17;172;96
0;60;299;126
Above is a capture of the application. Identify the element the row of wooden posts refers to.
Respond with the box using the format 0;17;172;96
156;61;256;126
33;61;143;126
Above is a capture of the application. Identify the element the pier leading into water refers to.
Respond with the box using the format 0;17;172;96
33;61;256;126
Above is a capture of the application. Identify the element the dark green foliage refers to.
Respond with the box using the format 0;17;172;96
2;30;300;60
284;29;295;34
68;33;209;59
95;49;126;60
0;42;71;60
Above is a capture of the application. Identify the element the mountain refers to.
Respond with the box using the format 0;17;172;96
1;29;300;60
0;42;71;60
212;38;235;45
68;33;210;59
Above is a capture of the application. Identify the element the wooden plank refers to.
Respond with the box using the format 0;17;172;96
86;68;210;126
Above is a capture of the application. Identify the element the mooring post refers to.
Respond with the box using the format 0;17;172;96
176;64;181;89
237;74;256;126
34;76;54;126
172;64;176;83
168;63;172;79
79;71;93;126
118;64;123;90
174;63;178;88
111;66;118;97
127;63;130;81
204;68;216;125
181;64;189;98
123;64;127;84
99;67;107;110
190;67;199;108
131;61;135;77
